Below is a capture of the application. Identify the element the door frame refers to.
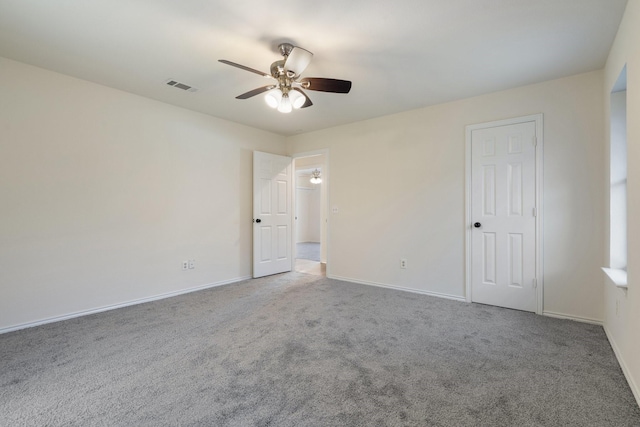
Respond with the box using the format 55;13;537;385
292;148;330;275
464;114;544;314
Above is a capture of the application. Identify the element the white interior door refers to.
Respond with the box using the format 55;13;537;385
470;121;537;312
253;151;292;278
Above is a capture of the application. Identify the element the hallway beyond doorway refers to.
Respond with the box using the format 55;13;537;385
295;242;324;276
296;242;320;262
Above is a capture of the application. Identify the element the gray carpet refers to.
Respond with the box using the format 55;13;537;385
1;273;639;426
296;242;321;262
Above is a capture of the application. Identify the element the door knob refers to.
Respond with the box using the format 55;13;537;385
473;222;481;228
255;218;262;223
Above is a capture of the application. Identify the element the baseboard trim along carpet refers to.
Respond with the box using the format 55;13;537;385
329;274;466;302
604;325;640;407
542;310;603;326
0;275;251;335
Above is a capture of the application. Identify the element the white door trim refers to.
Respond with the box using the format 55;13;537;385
292;148;330;276
465;114;544;314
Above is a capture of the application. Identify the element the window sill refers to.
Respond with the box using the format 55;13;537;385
602;268;628;288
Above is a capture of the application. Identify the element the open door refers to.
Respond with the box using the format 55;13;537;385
253;151;293;278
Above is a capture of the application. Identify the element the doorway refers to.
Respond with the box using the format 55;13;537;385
465;115;543;313
293;152;327;276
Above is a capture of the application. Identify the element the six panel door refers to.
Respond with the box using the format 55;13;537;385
253;151;292;278
471;121;537;312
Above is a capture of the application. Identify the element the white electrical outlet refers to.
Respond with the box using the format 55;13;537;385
182;261;188;270
400;258;407;269
188;259;195;269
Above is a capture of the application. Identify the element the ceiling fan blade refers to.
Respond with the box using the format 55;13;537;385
236;85;276;99
300;78;352;93
219;59;272;78
284;46;313;76
292;88;313;108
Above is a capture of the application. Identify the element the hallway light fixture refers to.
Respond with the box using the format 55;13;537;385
310;169;322;184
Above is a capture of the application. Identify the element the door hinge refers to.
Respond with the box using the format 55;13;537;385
532;136;537;147
533;207;537;217
533;278;538;289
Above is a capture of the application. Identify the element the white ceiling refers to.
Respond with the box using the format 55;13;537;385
0;0;628;136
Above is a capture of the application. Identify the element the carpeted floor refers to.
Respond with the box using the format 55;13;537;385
296;242;321;262
1;273;639;426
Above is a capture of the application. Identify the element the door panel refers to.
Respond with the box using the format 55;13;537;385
277;180;288;213
471;121;537;312
253;151;292;278
508;233;523;287
483;165;496;216
508;162;523;216
483;232;497;284
260;179;271;214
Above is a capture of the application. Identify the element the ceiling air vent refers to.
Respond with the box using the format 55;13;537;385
165;79;198;92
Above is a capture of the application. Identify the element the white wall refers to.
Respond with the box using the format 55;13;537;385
288;70;605;320
0;57;287;331
603;0;640;405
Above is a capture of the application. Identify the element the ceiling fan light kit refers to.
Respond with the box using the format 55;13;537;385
288;91;305;109
265;89;305;113
277;93;292;113
219;43;352;114
264;89;281;108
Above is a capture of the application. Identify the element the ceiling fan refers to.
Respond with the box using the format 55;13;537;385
218;43;352;113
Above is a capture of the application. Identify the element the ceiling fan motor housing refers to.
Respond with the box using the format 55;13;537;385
270;60;286;78
278;43;295;57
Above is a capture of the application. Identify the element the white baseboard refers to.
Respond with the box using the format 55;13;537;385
604;325;640;407
542;310;603;325
328;275;466;302
0;276;251;335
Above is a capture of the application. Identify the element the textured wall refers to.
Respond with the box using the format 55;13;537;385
0;57;287;330
288;71;605;321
